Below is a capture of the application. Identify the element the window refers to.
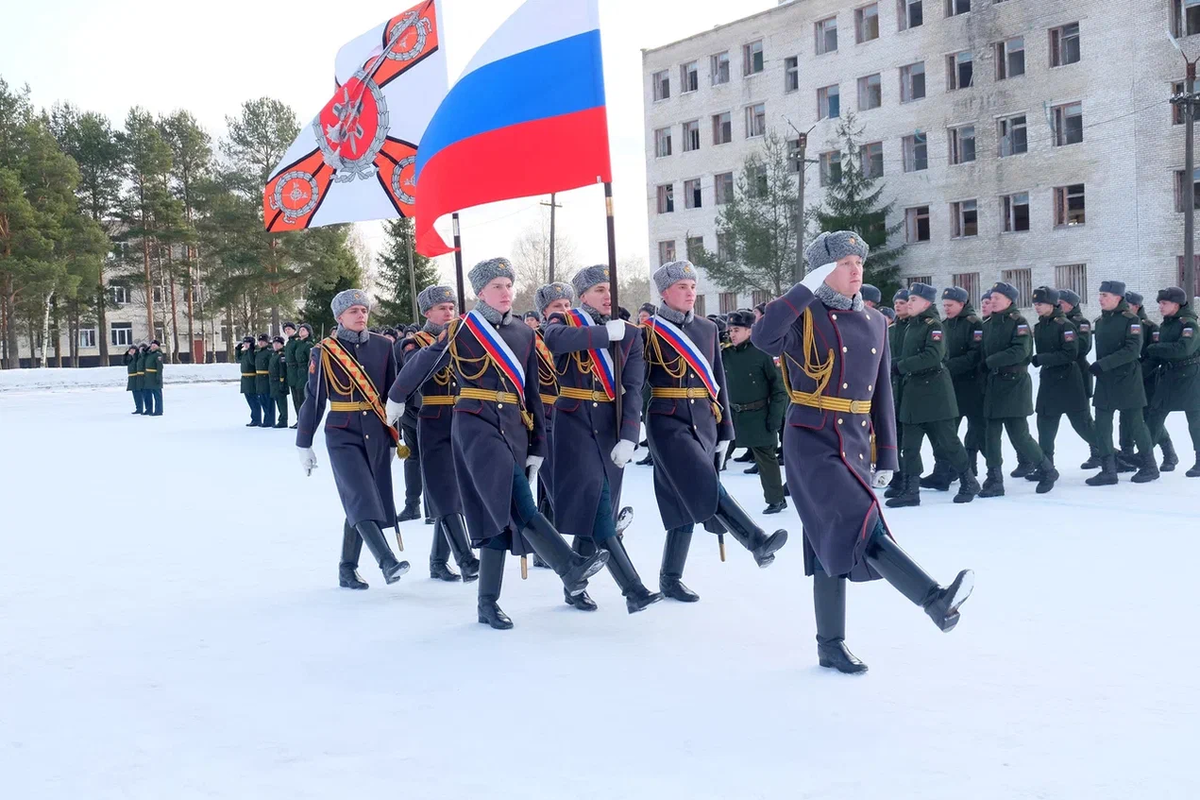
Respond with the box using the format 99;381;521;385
654;127;672;157
1001;268;1033;307
743;41;764;76
996;37;1025;80
856;4;880;43
818;85;840;119
684;179;703;209
905;206;931;242
951;200;978;238
861;142;884;178
1173;0;1200;38
900;62;926;102
815;17;838;56
155;325;165;343
1055;264;1088;301
1175;168;1200;212
152;286;163;304
657;184;674;214
820;151;843;186
902;132;928;172
745;103;766;138
857;73;882;110
788;139;803;173
652;70;670;101
752;290;771;307
78;327;97;349
906;275;933;288
711;52;731;85
948;51;973;90
110;322;133;347
998;114;1028;156
1050;23;1080;67
109;285;128;305
658;240;676;265
686;236;705;260
784;57;799;93
712;112;732;145
1053;184;1086;227
719;292;739;314
714;172;734;205
680;62;699;94
717;233;733;261
1052;103;1083;146
682;120;700;152
949;125;976;165
1002;192;1030;232
898;0;923;31
951;272;981;309
946;0;970;16
693;295;707;317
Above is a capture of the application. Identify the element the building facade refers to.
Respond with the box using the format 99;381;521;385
643;0;1200;316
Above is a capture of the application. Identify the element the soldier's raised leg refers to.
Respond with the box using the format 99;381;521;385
979;419;1006;498
1007;417;1057;493
1087;408;1120;485
1122;408;1159;483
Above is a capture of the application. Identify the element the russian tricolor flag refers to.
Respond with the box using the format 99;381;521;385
414;0;612;257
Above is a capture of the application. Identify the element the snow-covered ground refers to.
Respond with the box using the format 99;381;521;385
0;362;238;393
1;380;1196;800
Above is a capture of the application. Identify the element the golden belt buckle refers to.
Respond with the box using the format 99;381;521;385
593;390;605;402
494;390;506;403
850;400;867;414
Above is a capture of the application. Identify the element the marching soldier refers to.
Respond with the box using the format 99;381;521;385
124;344;144;415
1119;291;1179;472
1086;281;1159;484
721;309;787;513
392;331;425;524
1057;289;1101;468
979;282;1058;496
387;259;609;629
390;285;480;583
1029;287;1097;477
644;261;788;603
297;288;410;590
143;340;164;416
1145;287;1200;477
753;231;973;674
887;283;980;507
236;336;259;426
542;265;662;614
529;281;574;573
940;287;984;477
883;289;909;498
268;335;289;429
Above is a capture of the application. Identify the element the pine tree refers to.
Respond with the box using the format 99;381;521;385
810;112;904;300
374;217;439;326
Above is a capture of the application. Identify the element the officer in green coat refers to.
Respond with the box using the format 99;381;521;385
1031;286;1097;471
123;344;144;414
290;324;314;429
1145;287;1200;477
979;281;1057;496
883;289;910;499
282;322;300;417
941;287;985;477
143;340;164;416
1118;292;1179;472
268;335;290;428
1085;280;1158;485
887;283;980;507
235;336;260;426
254;333;276;428
721;310;787;513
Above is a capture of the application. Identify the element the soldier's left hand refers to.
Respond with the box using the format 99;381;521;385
386;398;405;426
714;440;731;463
1089;362;1103;377
871;469;893;489
611;439;636;468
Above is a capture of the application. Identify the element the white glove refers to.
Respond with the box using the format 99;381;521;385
385;398;405;427
800;262;837;292
605;319;626;341
714;440;731;463
525;454;544;486
611;439;636;468
872;469;893;489
298;447;318;477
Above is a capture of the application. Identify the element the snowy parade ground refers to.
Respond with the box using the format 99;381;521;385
1;367;1196;799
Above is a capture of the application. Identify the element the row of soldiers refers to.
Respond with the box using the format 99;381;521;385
122;341;165;416
235;324;314;428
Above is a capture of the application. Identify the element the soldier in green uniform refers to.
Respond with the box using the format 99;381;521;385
941;287;985;477
1145;286;1200;477
887;283;981;507
133;344;150;416
979;282;1058;496
721;310;788;513
282;322;301;425
143;340;164;416
291;324;314;429
883;289;910;498
1085;280;1159;485
235;336;260;426
268;335;289;429
123;344;144;414
1057;289;1101;468
1118;292;1179;472
253;333;275;428
1030;286;1097;476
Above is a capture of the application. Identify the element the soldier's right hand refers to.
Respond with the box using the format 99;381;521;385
605;320;626;341
297;447;318;477
800;262;837;292
386;399;405;426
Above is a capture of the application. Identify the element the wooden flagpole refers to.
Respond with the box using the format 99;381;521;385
605;183;623;428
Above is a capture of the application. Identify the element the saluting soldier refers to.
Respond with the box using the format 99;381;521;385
1145;287;1200;477
883;289;910;498
282;322;301;422
1057;289;1101;468
253;334;275;428
1085;281;1159;484
887;283;981;507
1119;291;1179;473
123;344;144;415
644;261;788;603
268;335;290;429
940;287;985;477
1030;287;1097;475
143;340;164;416
386;259;609;629
235;336;259;426
541;265;662;614
297;288;410;590
979;282;1058;496
752;232;973;675
390;285;480;583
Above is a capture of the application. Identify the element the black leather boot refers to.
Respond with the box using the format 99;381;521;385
978;467;1005;498
885;474;920;508
883;471;904;499
734;449;754;463
601;535;663;614
563;538;599;611
966;447;979;476
743;463;760;475
396;501;421;522
953;468;981;504
1160;437;1179;472
338;521;368;589
714;492;788;567
763;499;787;514
1188;452;1200;478
1080;446;1102;470
919;460;954;491
520;513;609;596
429;520;460;582
1086;454;1119;486
1115;447;1139;473
1010;458;1034;479
864;535;974;632
1131;450;1161;484
477;548;512;629
660;528;699;602
440;516;479;583
636;452;654;466
355;521;410;584
813;570;867;674
1032;456;1059;494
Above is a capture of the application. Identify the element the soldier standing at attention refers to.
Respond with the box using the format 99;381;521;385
291;325;314;429
143;340;164;417
236;336;259;426
254;334;275;428
282;322;301;423
860;284;881;310
979;282;1058;496
940;287;985;478
1029;287;1097;477
1118;291;1179;473
644;261;788;603
268;335;290;429
1085;281;1159;485
392;327;426;524
721;309;788;514
1057;289;1101;468
1144;287;1200;477
124;344;144;415
883;289;909;499
752;232;973;675
297;289;410;590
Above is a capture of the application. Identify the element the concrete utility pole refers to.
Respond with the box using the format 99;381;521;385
786;120;817;282
541;194;563;282
1170;25;1200;302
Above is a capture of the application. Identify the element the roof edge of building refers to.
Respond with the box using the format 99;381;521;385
641;1;802;59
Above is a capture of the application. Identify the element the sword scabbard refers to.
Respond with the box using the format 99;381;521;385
520;555;529;580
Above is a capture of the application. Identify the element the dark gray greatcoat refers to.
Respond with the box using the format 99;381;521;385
393;331;461;518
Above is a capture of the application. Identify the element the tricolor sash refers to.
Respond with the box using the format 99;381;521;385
648;315;720;400
319;337;400;443
461;309;526;396
564;309;617;400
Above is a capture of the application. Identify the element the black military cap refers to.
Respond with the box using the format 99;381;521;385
272;335;285;345
639;302;657;316
149;339;160;346
727;310;755;328
257;333;270;343
1124;291;1144;307
282;321;297;331
523;311;540;321
382;327;398;338
1032;286;1059;306
617;306;631;320
1157;287;1187;304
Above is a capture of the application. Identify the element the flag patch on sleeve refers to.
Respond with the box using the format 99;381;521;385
1080;322;1091;332
1016;324;1030;336
1152;331;1160;342
973;330;983;341
1063;329;1075;341
1184;326;1195;338
931;330;943;341
1130;323;1141;334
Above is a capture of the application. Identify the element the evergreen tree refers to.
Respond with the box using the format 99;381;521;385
302;264;362;341
374;217;439;326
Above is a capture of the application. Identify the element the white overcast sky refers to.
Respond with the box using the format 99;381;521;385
0;0;777;289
